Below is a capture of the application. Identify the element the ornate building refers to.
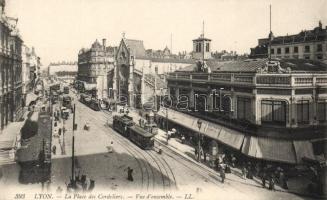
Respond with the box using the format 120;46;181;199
77;39;115;99
163;58;327;164
108;37;192;108
0;1;24;130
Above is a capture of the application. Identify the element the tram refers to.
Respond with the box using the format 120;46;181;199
62;95;72;109
89;99;101;111
113;115;134;137
112;115;154;150
129;125;154;150
79;94;100;111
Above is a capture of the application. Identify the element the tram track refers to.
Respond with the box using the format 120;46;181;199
69;99;217;191
98;111;156;190
86;107;154;190
99;110;177;191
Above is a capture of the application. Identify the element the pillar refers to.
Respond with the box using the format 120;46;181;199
0;96;2;130
189;89;194;109
252;89;259;125
289;91;297;128
208;92;213;111
128;63;134;107
175;88;179;101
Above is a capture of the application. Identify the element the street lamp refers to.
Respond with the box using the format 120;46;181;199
197;119;202;162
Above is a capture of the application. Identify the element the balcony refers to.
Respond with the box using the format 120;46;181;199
168;72;327;88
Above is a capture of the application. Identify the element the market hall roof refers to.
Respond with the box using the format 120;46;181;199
176;59;327;73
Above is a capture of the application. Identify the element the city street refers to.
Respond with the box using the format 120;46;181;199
0;89;318;200
46;91;314;200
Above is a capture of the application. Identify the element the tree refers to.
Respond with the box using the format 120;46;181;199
21;119;38;139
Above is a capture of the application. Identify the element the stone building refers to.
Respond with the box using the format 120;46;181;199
0;1;24;130
107;37;194;108
163;58;327;164
77;39;115;99
48;61;77;84
29;47;41;89
250;21;327;60
21;45;31;105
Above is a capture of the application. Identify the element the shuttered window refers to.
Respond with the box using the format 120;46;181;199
317;102;327;121
237;97;251;121
297;100;310;123
261;100;286;124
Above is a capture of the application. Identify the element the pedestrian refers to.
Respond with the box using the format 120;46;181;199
126;167;134;181
56;186;63;193
220;167;226;183
52;145;57;155
181;135;185;144
242;165;247;179
194;148;198;157
88;179;95;191
279;170;288;189
262;171;267;188
225;164;231;173
231;154;237;168
268;175;275;191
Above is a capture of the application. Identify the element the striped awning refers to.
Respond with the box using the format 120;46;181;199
242;136;297;164
293;141;315;163
217;127;245;150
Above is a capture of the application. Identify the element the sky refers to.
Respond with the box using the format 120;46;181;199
5;0;327;68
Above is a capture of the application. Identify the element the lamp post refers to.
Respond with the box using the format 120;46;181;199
197;119;202;162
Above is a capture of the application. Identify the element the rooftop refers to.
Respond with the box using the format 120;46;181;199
123;39;146;58
260;21;327;45
176;59;327;73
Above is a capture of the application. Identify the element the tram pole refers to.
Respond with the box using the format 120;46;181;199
197;119;202;162
71;104;76;186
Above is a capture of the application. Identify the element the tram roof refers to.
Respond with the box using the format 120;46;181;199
130;125;153;137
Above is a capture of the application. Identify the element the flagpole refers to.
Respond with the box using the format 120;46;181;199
269;4;272;61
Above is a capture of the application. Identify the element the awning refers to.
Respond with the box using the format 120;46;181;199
217;126;245;149
293;141;315;163
203;122;221;139
242;136;297;164
0;121;24;149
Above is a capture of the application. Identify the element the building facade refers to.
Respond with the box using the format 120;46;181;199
250;21;327;60
0;1;24;130
29;47;40;89
21;45;31;105
77;39;115;99
108;38;194;108
164;58;327;164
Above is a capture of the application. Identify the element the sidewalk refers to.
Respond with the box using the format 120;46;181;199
127;108;325;199
0;108;31;165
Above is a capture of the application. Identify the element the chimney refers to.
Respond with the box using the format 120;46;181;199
102;38;106;50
